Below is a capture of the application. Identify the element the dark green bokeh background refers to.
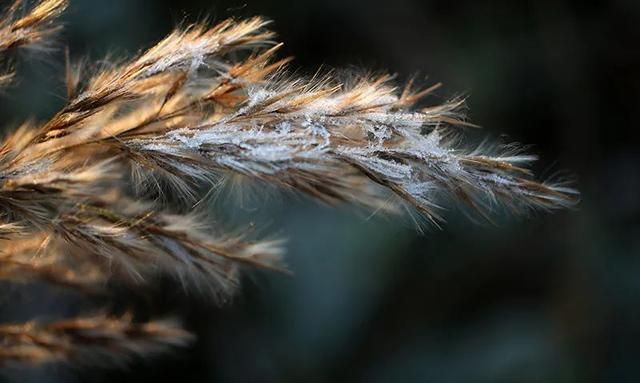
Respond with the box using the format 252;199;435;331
0;0;638;382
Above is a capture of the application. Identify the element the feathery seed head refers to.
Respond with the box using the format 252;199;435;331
0;0;578;369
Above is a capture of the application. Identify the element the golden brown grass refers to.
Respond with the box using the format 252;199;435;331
0;0;578;368
0;314;193;367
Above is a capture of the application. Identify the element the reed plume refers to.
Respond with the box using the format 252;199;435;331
0;314;193;366
0;0;578;369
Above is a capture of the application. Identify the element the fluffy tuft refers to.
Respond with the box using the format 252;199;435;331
0;4;578;368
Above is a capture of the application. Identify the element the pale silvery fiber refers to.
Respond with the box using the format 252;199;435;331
0;0;577;367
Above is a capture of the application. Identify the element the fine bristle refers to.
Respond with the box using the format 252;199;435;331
0;1;578;369
0;314;193;367
0;0;69;84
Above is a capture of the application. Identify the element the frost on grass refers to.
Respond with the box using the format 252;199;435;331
0;0;578;368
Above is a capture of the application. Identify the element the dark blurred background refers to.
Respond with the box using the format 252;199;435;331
0;0;638;382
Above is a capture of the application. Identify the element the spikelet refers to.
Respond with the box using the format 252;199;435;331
0;0;67;52
0;0;68;84
53;192;285;298
0;0;578;369
10;20;576;221
0;314;193;367
0;231;105;291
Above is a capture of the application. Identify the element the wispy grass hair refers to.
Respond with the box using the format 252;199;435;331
0;0;577;368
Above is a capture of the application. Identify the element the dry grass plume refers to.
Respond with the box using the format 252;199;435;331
0;0;578;369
